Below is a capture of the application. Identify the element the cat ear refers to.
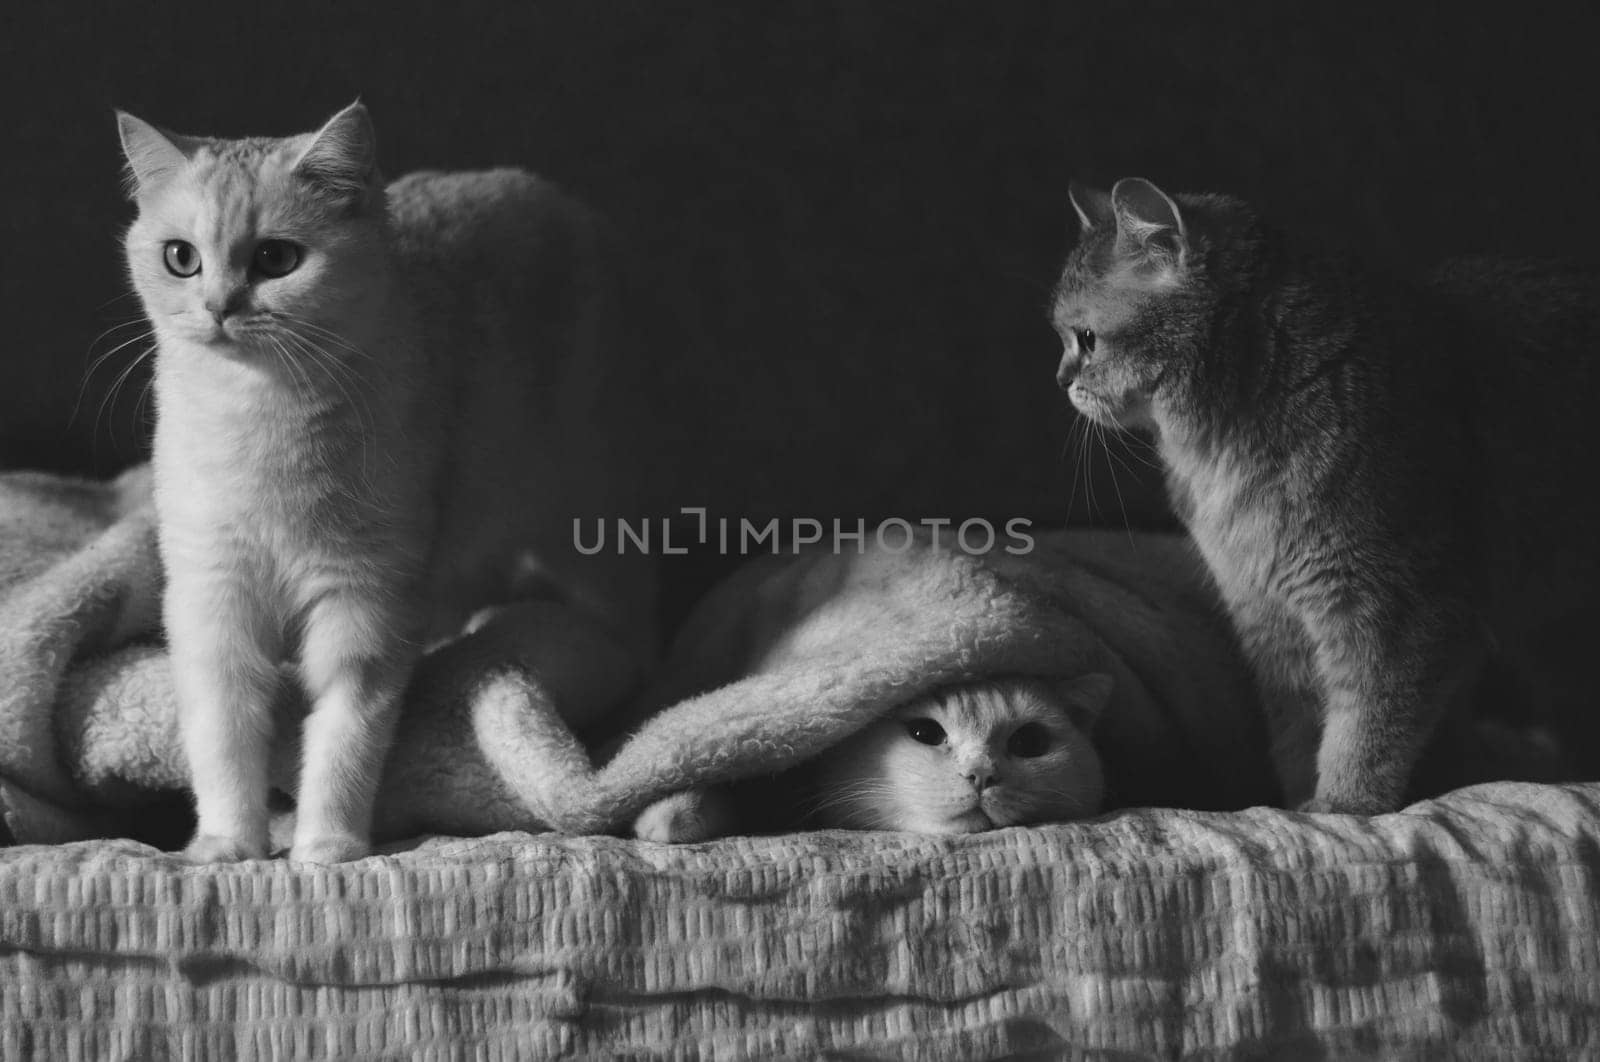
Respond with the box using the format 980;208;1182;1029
294;101;378;199
1054;672;1114;730
1068;181;1115;231
1110;177;1188;269
115;111;194;198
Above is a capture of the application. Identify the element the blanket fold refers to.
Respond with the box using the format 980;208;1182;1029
479;532;1280;834
0;466;1277;846
0;466;162;839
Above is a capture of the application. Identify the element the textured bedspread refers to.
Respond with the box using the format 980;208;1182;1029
5;780;1600;1060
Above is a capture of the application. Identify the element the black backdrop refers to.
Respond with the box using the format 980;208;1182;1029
5;2;1598;542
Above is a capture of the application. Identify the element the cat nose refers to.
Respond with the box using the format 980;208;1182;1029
963;760;998;791
1056;354;1080;390
204;287;248;324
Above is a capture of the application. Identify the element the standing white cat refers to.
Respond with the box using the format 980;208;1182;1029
118;102;654;863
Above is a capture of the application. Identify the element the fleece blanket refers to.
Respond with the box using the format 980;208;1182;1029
6;468;1600;1058
0;466;1278;846
503;527;1285;834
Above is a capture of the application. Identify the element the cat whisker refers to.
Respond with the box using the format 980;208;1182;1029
265;336;372;525
1057;423;1078;527
92;342;157;460
263;336;320;415
73;322;155;428
82;315;154;356
132;374;157;436
1107;428;1162;473
1091;421;1136;545
1037;790;1101;815
266;337;346;476
1079;414;1099;523
797;781;898;819
277;328;379;491
278;322;372;396
267;333;329;411
302;334;380;449
275;314;374;362
1094;424;1138;479
262;333;308;394
1100;435;1152;499
93;290;145;313
801;779;897;805
1063;413;1089;523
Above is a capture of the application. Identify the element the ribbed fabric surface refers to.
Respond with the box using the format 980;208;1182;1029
3;781;1599;1060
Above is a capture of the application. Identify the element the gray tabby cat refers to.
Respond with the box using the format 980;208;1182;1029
118;103;653;862
1052;178;1600;814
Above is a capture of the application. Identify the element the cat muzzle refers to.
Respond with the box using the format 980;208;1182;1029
204;288;249;325
1055;355;1081;390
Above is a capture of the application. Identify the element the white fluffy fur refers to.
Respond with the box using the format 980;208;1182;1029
118;104;652;863
806;677;1108;834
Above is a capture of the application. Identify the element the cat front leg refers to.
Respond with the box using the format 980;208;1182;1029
1228;596;1324;806
632;787;737;844
1303;602;1481;815
290;591;419;863
167;577;283;863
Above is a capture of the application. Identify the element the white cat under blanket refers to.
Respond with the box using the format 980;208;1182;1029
0;467;1569;848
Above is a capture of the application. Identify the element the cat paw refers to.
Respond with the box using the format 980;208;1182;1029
632;790;733;844
288;833;371;864
183;833;269;864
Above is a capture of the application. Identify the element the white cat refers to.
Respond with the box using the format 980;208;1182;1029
806;677;1108;833
118;103;654;863
633;676;1109;841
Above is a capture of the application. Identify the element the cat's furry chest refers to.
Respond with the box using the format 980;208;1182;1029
151;356;426;603
158;361;373;491
1160;439;1294;607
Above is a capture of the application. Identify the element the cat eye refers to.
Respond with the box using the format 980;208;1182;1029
1074;327;1096;354
253;240;303;278
1007;723;1052;758
162;240;200;278
904;719;946;746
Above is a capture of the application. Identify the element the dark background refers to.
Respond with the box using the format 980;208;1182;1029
4;2;1598;557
